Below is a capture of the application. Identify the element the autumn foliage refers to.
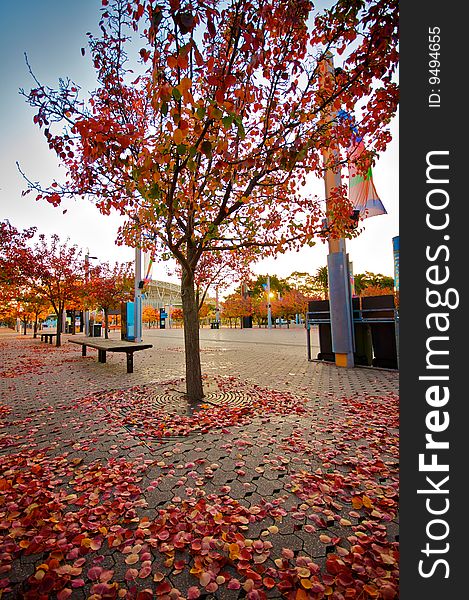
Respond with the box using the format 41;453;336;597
86;262;134;338
142;305;159;328
22;0;398;398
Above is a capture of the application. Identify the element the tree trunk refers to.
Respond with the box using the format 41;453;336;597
56;308;62;347
33;319;38;338
104;308;109;339
22;319;27;335
181;267;204;401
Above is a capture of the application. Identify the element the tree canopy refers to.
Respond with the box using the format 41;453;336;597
21;0;398;399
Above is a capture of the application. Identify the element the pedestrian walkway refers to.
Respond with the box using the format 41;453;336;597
0;328;399;599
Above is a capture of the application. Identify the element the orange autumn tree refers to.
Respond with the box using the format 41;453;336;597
142;305;159;328
278;289;309;326
87;262;134;338
30;235;84;347
0;221;37;305
22;0;398;399
222;293;252;328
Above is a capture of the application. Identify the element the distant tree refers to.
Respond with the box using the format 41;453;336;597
30;235;84;346
0;300;18;329
18;291;51;337
192;249;255;310
251;297;268;327
249;274;291;300
142;305;159;328
171;307;184;327
222;293;252;328
278;289;309;326
360;284;394;297
354;271;395;295
314;266;329;300
285;271;321;298
0;220;36;303
13;301;34;335
87;262;134;338
198;301;213;327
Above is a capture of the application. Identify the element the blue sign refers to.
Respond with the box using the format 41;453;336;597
160;312;168;319
392;236;399;292
126;301;135;340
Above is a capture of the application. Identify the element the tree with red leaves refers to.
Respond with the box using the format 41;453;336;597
21;0;398;399
222;293;252;328
0;221;37;304
171;307;184;327
277;289;309;327
15;292;51;337
193;249;254;312
29;235;84;346
86;261;134;338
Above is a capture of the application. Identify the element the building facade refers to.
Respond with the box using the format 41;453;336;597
142;279;182;311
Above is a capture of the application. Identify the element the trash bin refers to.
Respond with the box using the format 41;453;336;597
91;324;102;337
354;322;373;366
241;316;252;329
361;295;398;369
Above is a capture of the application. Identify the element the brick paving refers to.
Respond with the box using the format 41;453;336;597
0;327;399;599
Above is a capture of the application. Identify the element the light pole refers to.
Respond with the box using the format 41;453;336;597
134;244;143;343
215;286;220;324
84;250;97;336
320;52;355;368
267;275;273;329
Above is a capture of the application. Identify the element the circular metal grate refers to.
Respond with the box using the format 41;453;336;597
97;383;265;444
118;386;261;416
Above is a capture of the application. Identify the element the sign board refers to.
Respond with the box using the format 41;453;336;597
392;236;399;292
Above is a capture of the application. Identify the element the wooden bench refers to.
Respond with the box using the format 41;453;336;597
40;332;58;344
69;336;153;373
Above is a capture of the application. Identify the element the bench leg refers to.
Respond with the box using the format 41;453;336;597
98;350;107;363
82;345;87;357
49;336;53;344
126;352;133;373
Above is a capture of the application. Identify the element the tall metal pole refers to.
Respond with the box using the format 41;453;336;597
320;52;354;368
84;251;97;336
267;275;273;329
134;245;142;343
215;286;220;323
84;254;90;336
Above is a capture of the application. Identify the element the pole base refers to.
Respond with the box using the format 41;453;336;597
335;352;355;368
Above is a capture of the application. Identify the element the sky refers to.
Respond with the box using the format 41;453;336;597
0;0;398;287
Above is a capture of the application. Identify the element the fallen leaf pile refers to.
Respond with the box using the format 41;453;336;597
0;338;399;599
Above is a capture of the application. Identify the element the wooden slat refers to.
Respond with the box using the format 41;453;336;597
68;337;152;352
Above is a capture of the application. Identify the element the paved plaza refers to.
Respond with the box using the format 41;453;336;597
0;327;399;599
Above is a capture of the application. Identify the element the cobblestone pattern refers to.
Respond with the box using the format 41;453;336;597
0;329;399;598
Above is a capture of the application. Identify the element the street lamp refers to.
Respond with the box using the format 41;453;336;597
266;275;273;329
84;250;97;336
134;243;143;343
215;285;220;324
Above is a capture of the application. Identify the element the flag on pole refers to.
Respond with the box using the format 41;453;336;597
337;109;387;219
348;139;387;219
143;252;153;284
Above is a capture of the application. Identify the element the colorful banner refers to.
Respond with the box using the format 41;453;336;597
337;109;387;219
348;139;387;218
143;252;153;284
